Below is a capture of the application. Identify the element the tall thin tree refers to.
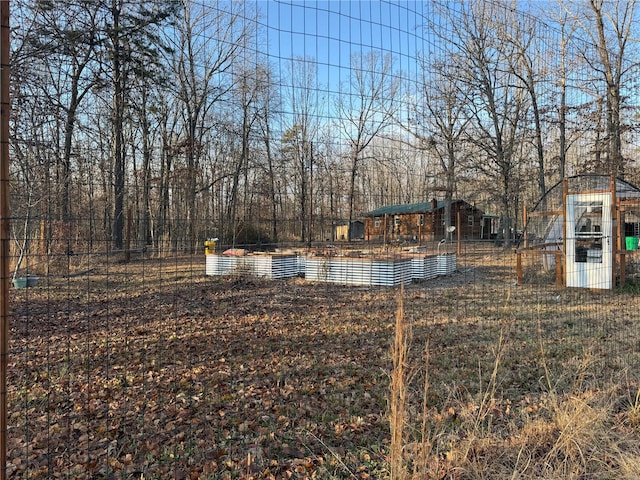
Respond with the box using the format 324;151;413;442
336;51;398;241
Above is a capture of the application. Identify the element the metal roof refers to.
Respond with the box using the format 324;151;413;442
365;201;449;217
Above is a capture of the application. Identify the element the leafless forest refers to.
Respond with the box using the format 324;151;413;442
9;0;640;258
7;1;640;479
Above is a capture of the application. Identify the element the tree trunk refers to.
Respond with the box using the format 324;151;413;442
111;0;125;250
347;153;358;242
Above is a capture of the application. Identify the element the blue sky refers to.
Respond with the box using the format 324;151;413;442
260;1;430;90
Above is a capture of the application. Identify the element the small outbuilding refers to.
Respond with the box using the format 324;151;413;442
364;199;485;243
333;220;365;241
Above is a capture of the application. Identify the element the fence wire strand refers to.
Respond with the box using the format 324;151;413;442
6;0;640;478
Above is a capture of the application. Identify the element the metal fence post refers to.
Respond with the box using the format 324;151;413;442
0;2;10;479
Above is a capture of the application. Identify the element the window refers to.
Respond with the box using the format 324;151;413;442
468;215;474;226
374;217;381;228
394;216;401;226
574;200;603;263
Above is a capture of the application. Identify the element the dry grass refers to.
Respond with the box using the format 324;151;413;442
388;248;640;479
7;246;640;478
389;286;409;480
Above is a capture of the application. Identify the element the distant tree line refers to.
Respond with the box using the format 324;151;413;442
8;0;640;258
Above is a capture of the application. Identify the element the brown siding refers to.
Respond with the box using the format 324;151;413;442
365;202;484;242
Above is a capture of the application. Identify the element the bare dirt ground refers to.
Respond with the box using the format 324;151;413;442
7;246;640;479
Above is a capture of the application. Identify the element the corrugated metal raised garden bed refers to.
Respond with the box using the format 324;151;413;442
206;251;456;286
205;253;298;279
304;255;412;286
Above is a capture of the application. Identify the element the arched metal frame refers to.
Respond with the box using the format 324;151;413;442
517;175;640;288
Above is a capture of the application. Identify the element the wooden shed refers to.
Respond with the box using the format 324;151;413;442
333;220;365;241
364;199;484;243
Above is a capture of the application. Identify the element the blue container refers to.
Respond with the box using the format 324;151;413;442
12;276;38;288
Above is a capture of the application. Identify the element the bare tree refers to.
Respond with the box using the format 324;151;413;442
228;65;266;245
169;0;250;251
445;2;529;247
555;4;575;180
255;67;282;243
280;58;323;243
99;0;178;250
572;0;638;177
26;1;100;221
499;15;551;199
128;74;164;249
405;54;471;238
336;51;398;241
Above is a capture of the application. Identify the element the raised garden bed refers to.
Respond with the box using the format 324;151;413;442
304;255;412;286
411;255;439;280
437;253;457;275
205;253;298;279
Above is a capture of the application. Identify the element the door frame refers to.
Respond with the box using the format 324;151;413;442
565;192;612;289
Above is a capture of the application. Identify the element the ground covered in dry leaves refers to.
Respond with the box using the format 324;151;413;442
7;250;640;479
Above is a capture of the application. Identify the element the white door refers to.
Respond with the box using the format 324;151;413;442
566;193;612;289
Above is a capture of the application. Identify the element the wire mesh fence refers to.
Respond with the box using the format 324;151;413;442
8;236;640;478
6;0;640;478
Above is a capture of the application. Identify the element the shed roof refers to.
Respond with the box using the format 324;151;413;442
365;200;464;217
334;220;364;227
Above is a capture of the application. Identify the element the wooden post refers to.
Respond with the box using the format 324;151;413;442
618;204;625;287
457;209;461;255
611;175;617;287
40;218;46;275
516;252;522;285
125;207;132;263
523;204;528;248
562;178;568;287
383;214;387;245
555;251;563;287
0;3;9;479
